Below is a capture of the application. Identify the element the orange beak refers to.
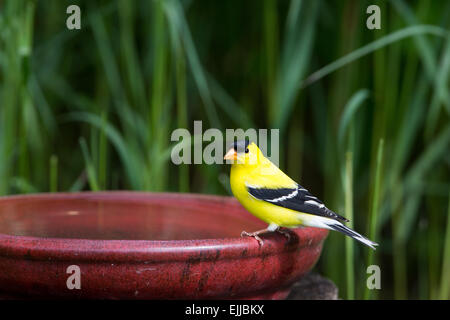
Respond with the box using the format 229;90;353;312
224;148;237;160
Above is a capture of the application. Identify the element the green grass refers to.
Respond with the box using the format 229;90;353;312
49;154;58;192
344;151;355;300
0;0;449;299
365;139;384;300
440;193;450;299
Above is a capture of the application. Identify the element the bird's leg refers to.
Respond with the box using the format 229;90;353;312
275;227;291;241
241;229;268;246
241;223;279;246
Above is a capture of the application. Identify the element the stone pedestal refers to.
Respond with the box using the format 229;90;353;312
287;273;338;300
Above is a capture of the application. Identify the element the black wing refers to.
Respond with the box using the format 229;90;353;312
247;185;349;222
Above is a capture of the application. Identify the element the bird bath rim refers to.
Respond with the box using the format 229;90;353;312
0;191;329;299
0;191;328;258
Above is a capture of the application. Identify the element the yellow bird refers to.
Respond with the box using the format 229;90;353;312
224;140;378;249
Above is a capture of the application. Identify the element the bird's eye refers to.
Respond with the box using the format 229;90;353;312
245;148;249;153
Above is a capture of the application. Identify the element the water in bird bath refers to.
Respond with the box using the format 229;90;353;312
0;192;263;241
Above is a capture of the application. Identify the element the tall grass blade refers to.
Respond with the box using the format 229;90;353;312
338;89;370;149
404;125;450;186
79;137;99;192
263;0;278;124
440;192;450;299
302;25;447;88
365;139;384;300
65;112;142;190
49;155;58;192
274;0;319;131
344;151;355;300
390;0;437;81
424;37;450;140
163;0;220;128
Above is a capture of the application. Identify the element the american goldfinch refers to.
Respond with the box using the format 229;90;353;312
224;140;378;249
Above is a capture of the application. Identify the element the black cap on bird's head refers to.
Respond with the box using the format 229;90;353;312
224;139;251;160
231;139;250;153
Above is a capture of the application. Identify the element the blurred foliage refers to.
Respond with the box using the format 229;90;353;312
0;0;449;299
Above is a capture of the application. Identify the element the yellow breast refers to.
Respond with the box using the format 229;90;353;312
229;158;303;227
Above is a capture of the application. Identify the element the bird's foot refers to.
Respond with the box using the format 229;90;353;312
276;228;291;241
241;230;264;246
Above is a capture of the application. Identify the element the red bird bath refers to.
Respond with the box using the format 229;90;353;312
0;192;328;299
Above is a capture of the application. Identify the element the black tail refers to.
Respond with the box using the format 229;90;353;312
328;222;378;250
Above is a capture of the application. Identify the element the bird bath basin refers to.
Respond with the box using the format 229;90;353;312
0;192;328;299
